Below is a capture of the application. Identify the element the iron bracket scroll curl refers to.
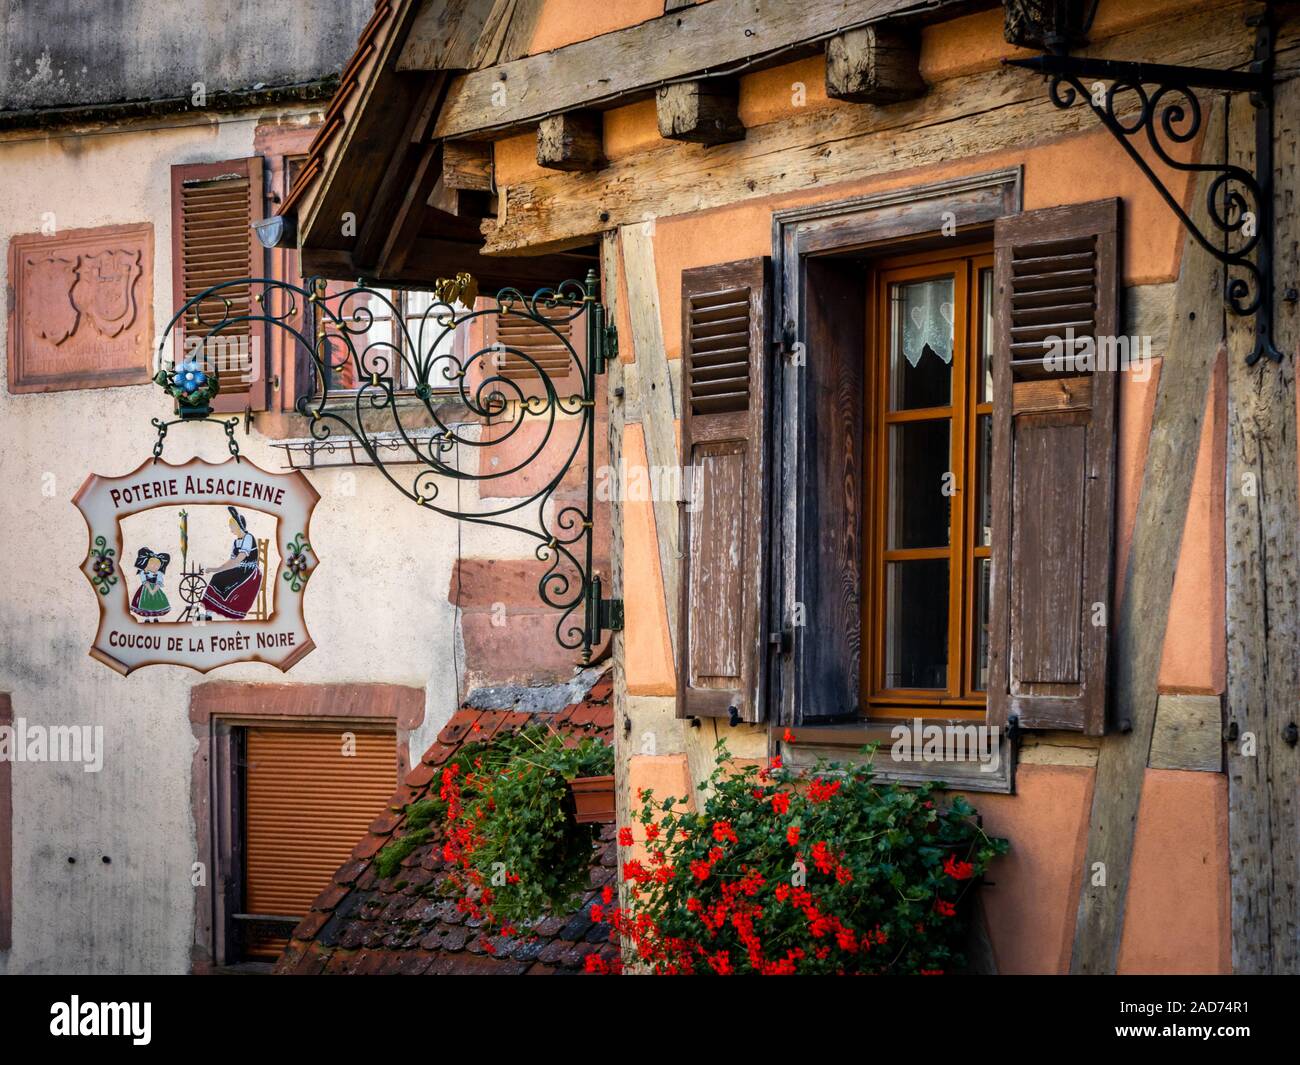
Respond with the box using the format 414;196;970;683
1006;7;1282;365
156;268;623;663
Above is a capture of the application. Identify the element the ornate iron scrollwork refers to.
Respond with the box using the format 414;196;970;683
156;269;619;663
1007;7;1281;365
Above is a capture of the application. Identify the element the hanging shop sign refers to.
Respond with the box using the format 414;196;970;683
73;456;319;675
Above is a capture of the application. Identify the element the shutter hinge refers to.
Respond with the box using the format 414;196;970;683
594;315;618;376
598;596;624;633
589;574;623;636
768;629;792;655
776;321;798;362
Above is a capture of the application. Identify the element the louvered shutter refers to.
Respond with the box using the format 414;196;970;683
677;258;772;722
170;158;268;412
988;199;1120;735
242;726;398;959
479;302;585;403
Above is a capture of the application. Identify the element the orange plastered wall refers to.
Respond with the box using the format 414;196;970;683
527;0;666;54
622;425;677;696
973;764;1229;973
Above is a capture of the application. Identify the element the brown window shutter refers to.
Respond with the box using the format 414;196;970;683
989;198;1120;735
476;302;586;403
242;726;397;959
170;157;268;413
677;258;772;722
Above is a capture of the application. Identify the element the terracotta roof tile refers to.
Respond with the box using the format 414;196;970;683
309;882;351;913
274;668;619;976
367;810;403;836
403;762;437;789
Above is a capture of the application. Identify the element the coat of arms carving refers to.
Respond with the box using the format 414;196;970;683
74;248;143;338
23;253;80;345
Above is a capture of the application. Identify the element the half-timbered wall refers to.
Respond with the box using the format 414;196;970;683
491;0;1280;974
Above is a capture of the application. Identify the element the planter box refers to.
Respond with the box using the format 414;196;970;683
569;774;616;824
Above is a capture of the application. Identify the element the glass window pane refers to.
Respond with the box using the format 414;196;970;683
978;267;994;403
890;276;954;410
885;560;949;690
887;419;951;549
972;557;991;692
975;413;992;547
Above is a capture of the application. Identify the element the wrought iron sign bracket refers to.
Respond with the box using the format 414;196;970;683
1006;7;1281;364
157;267;623;663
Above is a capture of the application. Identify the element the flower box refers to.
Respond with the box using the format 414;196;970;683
569;774;616;824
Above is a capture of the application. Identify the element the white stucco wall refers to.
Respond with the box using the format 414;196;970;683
0;111;530;973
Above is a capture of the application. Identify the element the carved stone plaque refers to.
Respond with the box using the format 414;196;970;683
7;223;153;393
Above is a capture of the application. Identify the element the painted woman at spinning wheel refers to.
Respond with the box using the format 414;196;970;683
199;506;262;620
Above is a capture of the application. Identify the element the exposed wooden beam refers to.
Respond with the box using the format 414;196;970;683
1069;101;1225;975
428;175;496;220
304;238;596;294
1224;74;1300;975
656;79;744;145
428;0;974;140
442;140;494;191
537;111;606;171
1149;693;1223;773
370;141;443;277
479;5;1287;255
825;26;924;103
337;72;446;269
601;229;635;961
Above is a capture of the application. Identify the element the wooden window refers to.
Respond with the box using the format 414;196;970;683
237;725;398;961
864;246;993;717
170;158;268;413
676;258;773;722
320;287;469;396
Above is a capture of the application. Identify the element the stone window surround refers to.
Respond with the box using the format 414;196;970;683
188;680;424;972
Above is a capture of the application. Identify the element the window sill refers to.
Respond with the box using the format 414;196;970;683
252;391;483;452
781;720;1014;794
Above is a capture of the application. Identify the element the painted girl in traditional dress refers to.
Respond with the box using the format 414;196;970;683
130;548;171;620
199;506;263;620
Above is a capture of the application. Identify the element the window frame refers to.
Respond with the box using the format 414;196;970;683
318;285;470;400
864;244;994;718
188;683;421;972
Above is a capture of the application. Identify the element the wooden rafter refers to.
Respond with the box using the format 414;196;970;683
426;0;976;141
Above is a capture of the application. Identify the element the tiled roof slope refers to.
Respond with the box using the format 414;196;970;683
274;670;618;975
278;0;399;218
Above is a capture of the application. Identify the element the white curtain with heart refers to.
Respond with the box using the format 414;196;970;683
900;279;954;367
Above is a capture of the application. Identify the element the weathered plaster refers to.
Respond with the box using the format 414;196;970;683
0;110;564;973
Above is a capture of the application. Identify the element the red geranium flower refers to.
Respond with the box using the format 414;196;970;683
618;827;635;847
808;778;842;803
943;854;975;880
786;825;800;846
